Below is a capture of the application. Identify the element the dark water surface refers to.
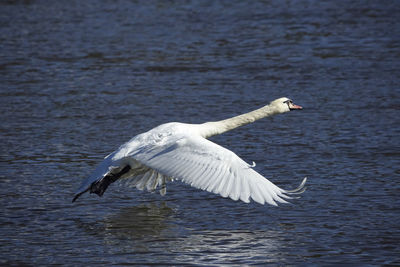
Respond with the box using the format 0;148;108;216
1;0;400;265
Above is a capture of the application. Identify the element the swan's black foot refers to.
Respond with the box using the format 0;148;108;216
90;165;131;197
72;165;132;203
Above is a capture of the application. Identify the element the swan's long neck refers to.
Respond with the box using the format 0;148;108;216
199;104;282;138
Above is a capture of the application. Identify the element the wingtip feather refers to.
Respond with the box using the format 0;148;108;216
285;177;307;194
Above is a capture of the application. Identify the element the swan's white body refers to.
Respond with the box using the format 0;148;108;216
73;97;306;206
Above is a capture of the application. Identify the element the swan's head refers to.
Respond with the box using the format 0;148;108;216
270;97;303;113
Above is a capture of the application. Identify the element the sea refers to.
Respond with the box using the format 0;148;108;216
1;0;399;265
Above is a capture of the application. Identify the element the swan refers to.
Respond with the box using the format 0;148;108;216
72;97;306;206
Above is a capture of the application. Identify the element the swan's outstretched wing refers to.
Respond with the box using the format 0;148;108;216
73;132;306;205
131;135;306;206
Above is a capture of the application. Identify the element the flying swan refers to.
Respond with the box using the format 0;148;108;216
73;97;307;206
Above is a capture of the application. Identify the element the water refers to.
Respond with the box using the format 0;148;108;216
1;0;399;265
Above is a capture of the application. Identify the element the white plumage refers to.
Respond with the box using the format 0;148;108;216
73;97;306;206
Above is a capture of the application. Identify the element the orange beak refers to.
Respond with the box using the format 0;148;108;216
289;102;303;110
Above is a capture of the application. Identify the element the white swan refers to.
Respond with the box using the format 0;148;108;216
73;97;306;206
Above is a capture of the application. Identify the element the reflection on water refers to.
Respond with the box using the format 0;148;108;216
99;202;286;265
170;230;285;265
103;203;177;239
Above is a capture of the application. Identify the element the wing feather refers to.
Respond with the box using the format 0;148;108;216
229;168;237;200
201;165;218;191
146;170;157;191
191;161;208;188
135;171;151;190
217;165;230;198
249;177;265;204
239;169;251;203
